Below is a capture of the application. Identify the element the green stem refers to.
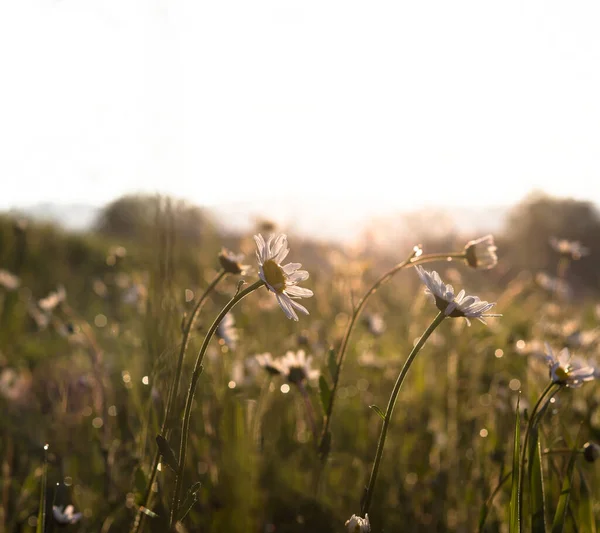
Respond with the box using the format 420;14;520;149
318;250;465;454
133;269;227;533
517;382;559;532
361;312;446;516
170;279;264;528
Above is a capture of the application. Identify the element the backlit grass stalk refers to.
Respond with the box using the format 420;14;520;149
361;311;446;516
170;279;264;528
133;269;227;533
517;382;559;531
319;250;466;454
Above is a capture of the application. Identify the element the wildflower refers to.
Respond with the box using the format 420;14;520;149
415;266;500;325
254;234;313;321
0;269;20;291
278;350;319;385
218;248;250;275
217;312;238;350
362;312;386;336
39;286;67;312
255;353;283;376
52;504;82;525
583;441;600;463
0;367;32;404
345;513;371;532
543;345;596;388
464;234;498;270
549;237;589;260
535;272;572;299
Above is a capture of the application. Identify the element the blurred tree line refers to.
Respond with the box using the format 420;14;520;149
2;190;600;297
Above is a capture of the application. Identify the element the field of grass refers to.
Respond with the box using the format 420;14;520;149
1;196;599;532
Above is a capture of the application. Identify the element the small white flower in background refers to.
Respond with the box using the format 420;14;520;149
543;344;596;388
464;234;498;270
535;272;572;299
345;513;371;532
278;350;320;385
255;353;283;376
52;504;83;525
363;312;386;336
254;234;313;321
415;266;501;326
39;286;67;312
549;237;589;260
0;269;20;291
218;248;251;275
217;312;238;350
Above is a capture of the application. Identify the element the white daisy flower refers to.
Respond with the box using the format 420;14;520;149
52;504;83;525
363;312;386;336
277;350;320;385
39;286;67;312
415;266;501;325
255;353;284;376
549;237;589;260
345;513;371;532
464;234;498;270
254;234;313;321
535;272;572;299
543;345;596;388
0;269;20;291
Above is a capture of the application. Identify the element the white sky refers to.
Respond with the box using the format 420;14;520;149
1;0;599;215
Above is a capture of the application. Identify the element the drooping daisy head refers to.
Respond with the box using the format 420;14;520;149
583;441;600;463
549;237;589;260
278;350;320;385
52;504;83;525
415;266;501;326
254;234;313;321
464;234;498;270
218;248;251;275
345;513;371;532
543;344;596;388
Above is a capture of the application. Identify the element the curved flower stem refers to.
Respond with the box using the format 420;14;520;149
318;250;465;454
170;279;264;528
361;312;446;516
133;270;227;533
517;381;559;531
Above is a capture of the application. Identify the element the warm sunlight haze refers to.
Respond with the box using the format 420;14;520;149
1;4;600;532
1;0;600;232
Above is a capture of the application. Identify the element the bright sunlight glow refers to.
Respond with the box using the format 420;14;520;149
1;0;599;216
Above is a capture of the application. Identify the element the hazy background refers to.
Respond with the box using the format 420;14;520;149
1;0;600;242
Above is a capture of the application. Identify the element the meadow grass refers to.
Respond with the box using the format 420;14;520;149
0;204;599;532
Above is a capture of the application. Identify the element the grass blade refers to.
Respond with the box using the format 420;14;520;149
478;470;512;532
36;444;49;533
550;441;578;533
577;466;596;533
529;435;547;533
509;395;521;533
318;375;332;413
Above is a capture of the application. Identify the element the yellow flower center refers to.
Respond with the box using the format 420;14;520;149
262;259;286;293
554;366;569;381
